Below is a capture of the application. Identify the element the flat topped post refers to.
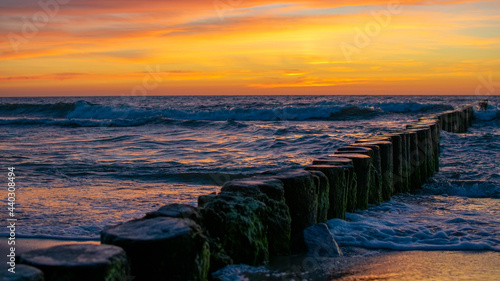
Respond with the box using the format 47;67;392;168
312;157;356;214
406;125;432;184
350;142;383;204
327;153;372;210
101;216;210;280
305;164;348;220
354;140;393;200
19;244;129;281
336;146;381;205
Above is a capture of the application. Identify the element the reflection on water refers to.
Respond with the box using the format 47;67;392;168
15;180;220;238
4;119;409;239
334;251;500;281
216;250;500;280
0;95;498;240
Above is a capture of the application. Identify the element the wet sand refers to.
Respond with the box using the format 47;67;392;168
1;239;498;280
243;248;500;280
333;250;500;281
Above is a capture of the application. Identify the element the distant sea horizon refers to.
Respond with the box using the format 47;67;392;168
1;95;498;256
2;94;498;98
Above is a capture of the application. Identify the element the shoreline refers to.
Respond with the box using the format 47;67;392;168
2;238;498;280
224;248;500;280
1;99;496;280
332;250;500;281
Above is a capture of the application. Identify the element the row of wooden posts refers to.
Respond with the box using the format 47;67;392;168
10;102;484;281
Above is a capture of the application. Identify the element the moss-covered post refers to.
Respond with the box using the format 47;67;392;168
327;153;372;210
305;164;347;219
305;170;330;224
456;109;467;133
220;178;292;257
417;118;440;174
465;105;474;129
441;111;453;132
354;140;393;200
264;169;320;253
312;157;356;213
398;131;411;192
406;126;431;186
349;143;383;204
451;110;461;133
102;216;210;280
379;133;404;194
336;146;381;205
406;130;421;191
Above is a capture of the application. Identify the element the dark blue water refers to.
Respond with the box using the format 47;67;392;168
0;95;498;248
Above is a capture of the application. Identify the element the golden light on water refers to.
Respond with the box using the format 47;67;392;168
1;0;499;96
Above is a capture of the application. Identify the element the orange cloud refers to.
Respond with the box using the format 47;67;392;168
0;0;499;96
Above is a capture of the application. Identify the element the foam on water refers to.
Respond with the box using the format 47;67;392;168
328;195;500;252
474;102;500;121
213;265;270;281
0;97;460;125
328;107;500;253
0;95;498;241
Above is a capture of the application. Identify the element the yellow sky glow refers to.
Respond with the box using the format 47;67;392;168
0;0;499;96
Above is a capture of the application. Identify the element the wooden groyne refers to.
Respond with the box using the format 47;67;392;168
15;101;487;281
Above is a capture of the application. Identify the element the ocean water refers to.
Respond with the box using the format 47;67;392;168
0;95;498;256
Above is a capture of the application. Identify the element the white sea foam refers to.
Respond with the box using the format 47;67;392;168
474;102;499;121
328;195;500;252
1;95;498;242
0;98;459;123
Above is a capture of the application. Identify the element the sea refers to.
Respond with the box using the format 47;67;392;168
0;95;498;277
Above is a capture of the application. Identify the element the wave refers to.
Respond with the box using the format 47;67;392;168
422;180;500;199
0;116;176;127
0;101;81;118
474;103;500;121
0;100;459;127
328;196;500;252
24;162;255;185
374;102;454;113
118;171;249;185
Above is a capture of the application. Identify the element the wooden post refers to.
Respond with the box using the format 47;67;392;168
325;154;372;210
354;140;393;200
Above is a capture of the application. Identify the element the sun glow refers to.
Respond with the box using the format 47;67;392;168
0;0;499;96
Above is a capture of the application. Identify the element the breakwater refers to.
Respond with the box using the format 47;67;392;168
12;101;487;281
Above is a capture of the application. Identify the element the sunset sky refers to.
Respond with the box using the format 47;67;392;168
1;0;499;96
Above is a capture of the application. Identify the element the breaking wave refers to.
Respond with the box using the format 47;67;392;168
0;100;456;127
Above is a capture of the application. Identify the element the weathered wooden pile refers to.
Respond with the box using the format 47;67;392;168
13;102;484;281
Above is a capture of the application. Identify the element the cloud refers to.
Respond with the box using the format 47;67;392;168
0;72;87;81
0;0;498;95
88;50;151;59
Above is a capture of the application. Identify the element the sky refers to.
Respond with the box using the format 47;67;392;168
0;0;499;96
